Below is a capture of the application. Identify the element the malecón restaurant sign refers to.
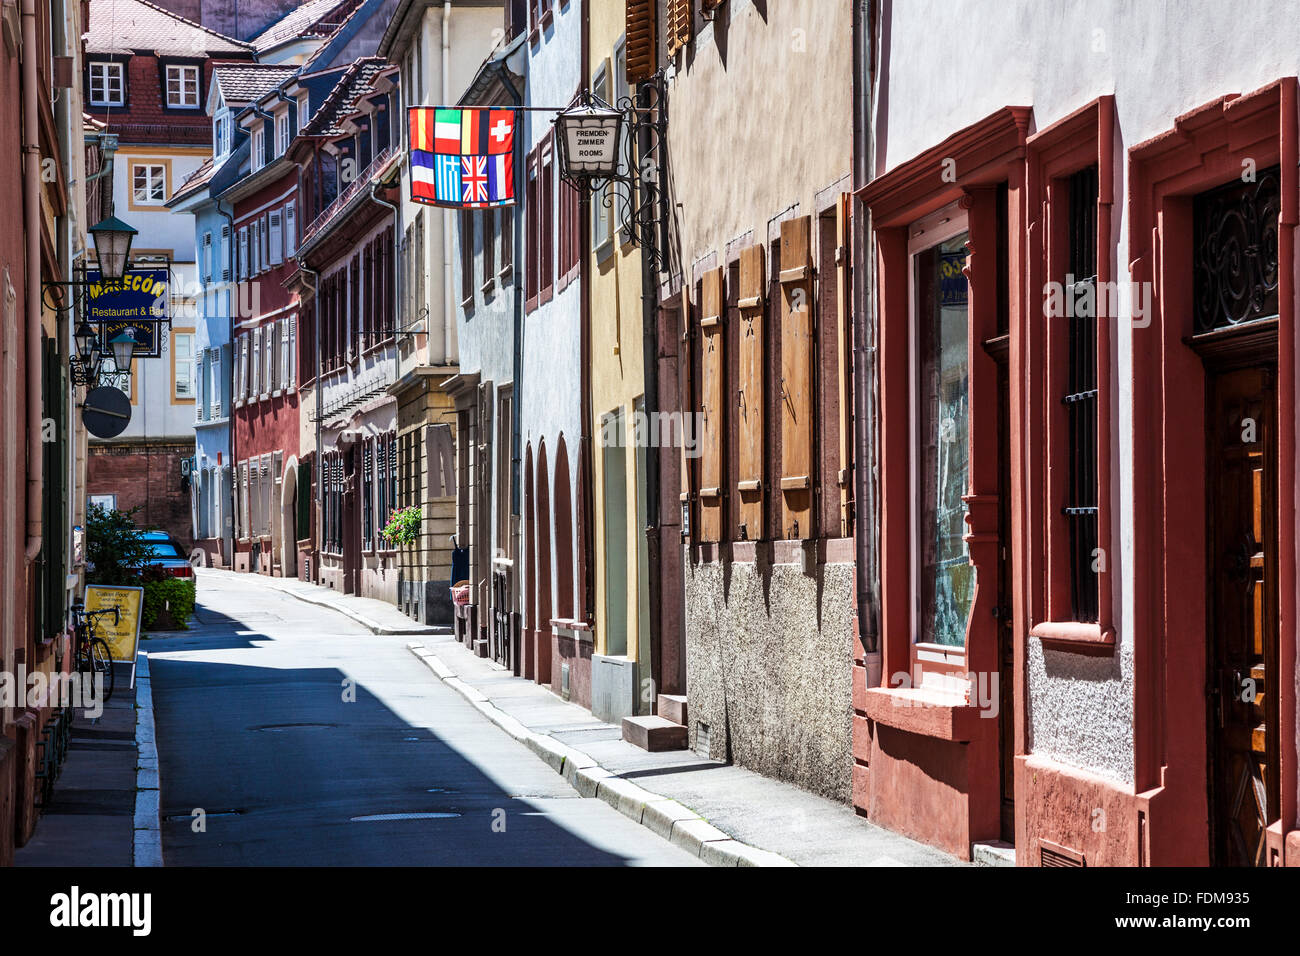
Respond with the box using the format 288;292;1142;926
87;268;169;358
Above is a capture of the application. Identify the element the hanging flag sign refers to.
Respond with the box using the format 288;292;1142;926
409;107;516;209
88;268;169;358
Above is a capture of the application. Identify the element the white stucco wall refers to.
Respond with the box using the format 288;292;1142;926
877;0;1300;783
520;0;583;626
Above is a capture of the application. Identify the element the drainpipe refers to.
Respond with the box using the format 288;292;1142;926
298;257;322;533
440;2;453;364
22;0;42;565
579;0;594;625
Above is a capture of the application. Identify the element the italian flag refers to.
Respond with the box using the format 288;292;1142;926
434;108;461;154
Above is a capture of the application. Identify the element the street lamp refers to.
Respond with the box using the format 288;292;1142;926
88;215;138;281
73;321;98;364
108;330;137;375
554;93;624;185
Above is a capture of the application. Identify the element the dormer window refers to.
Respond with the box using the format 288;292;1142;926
276;111;290;156
166;65;199;108
214;115;228;156
89;61;124;106
251;124;265;172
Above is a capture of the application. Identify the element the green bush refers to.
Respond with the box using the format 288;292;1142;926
86;503;153;586
142;577;196;632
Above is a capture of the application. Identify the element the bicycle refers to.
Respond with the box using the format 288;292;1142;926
70;604;117;705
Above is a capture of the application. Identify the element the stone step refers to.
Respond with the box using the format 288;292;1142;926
657;693;688;726
972;841;1016;867
621;715;689;752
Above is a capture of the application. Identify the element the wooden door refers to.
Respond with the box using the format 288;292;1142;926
986;334;1015;843
1207;361;1279;867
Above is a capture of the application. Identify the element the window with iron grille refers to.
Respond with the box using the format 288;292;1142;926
389;434;399;515
1192;165;1280;333
363;442;374;550
377;434;388;545
1064;165;1099;623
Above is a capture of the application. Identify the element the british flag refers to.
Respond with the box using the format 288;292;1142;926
461;156;489;205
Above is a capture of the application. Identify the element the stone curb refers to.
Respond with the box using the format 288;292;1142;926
133;653;163;868
405;641;797;867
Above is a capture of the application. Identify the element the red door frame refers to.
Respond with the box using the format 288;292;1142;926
1128;79;1299;866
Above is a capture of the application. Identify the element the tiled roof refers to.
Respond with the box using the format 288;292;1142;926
300;58;386;138
250;0;360;54
212;63;300;105
87;0;251;56
167;156;216;205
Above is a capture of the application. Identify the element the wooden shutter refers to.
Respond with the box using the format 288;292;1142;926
736;244;765;540
269;209;283;265
698;268;724;542
836;194;854;537
679;286;695;539
667;0;693;56
284;200;297;257
779;215;814;539
626;0;656;84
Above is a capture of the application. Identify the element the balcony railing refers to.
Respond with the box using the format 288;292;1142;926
301;146;395;249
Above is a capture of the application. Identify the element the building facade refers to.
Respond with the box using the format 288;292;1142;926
380;0;503;628
82;0;256;546
860;0;1300;866
654;0;859;800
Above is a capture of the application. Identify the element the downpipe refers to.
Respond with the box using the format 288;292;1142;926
22;0;42;564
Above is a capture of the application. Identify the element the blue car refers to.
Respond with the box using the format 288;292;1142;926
139;531;195;579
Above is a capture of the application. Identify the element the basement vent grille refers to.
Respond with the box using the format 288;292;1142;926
561;662;571;701
1039;840;1086;867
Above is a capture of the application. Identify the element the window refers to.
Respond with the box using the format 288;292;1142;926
251;326;261;397
221;225;232;281
251;125;265;172
238;227;249;280
89;62;124;106
214;116;227;156
912;222;971;648
276;112;290;156
363;441;374;550
262;324;274;395
287;316;296;387
1064;166;1099;622
460;210;475;304
296;93;309;133
591;62;613;253
284;200;297;258
279;318;290;389
166;65;199;108
132;164;166;204
201;232;212;281
269;208;283;265
174;332;195;399
483;210;496;286
209;348;222;416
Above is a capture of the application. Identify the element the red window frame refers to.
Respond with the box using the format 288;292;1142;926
1024;96;1116;652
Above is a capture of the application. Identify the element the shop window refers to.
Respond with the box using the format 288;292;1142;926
913;222;972;647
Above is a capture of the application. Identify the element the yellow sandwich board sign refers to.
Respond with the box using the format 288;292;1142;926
84;584;144;667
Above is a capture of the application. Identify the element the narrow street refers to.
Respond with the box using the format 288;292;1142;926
148;572;700;866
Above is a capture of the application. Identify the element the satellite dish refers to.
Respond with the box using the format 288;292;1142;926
83;385;132;439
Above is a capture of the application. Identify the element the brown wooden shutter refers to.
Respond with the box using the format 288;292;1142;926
736;244;765;541
698;267;724;542
667;0;693;56
836;194;854;537
679;287;695;540
626;0;657;85
779;215;814;539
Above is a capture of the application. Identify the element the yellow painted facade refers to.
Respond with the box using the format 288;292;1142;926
588;0;646;668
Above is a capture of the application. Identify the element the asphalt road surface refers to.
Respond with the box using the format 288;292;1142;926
148;571;701;866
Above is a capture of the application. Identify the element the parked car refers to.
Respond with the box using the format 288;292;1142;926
139;531;194;579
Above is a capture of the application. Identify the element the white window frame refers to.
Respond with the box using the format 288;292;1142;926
165;64;199;108
276;111;290;155
251;125;265;172
89;61;124;107
132;163;167;205
174;332;195;399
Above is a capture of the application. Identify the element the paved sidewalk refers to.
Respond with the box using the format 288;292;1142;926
15;663;141;867
244;567;961;865
199;567;449;636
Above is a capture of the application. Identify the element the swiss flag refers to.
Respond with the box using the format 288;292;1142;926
486;109;514;155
